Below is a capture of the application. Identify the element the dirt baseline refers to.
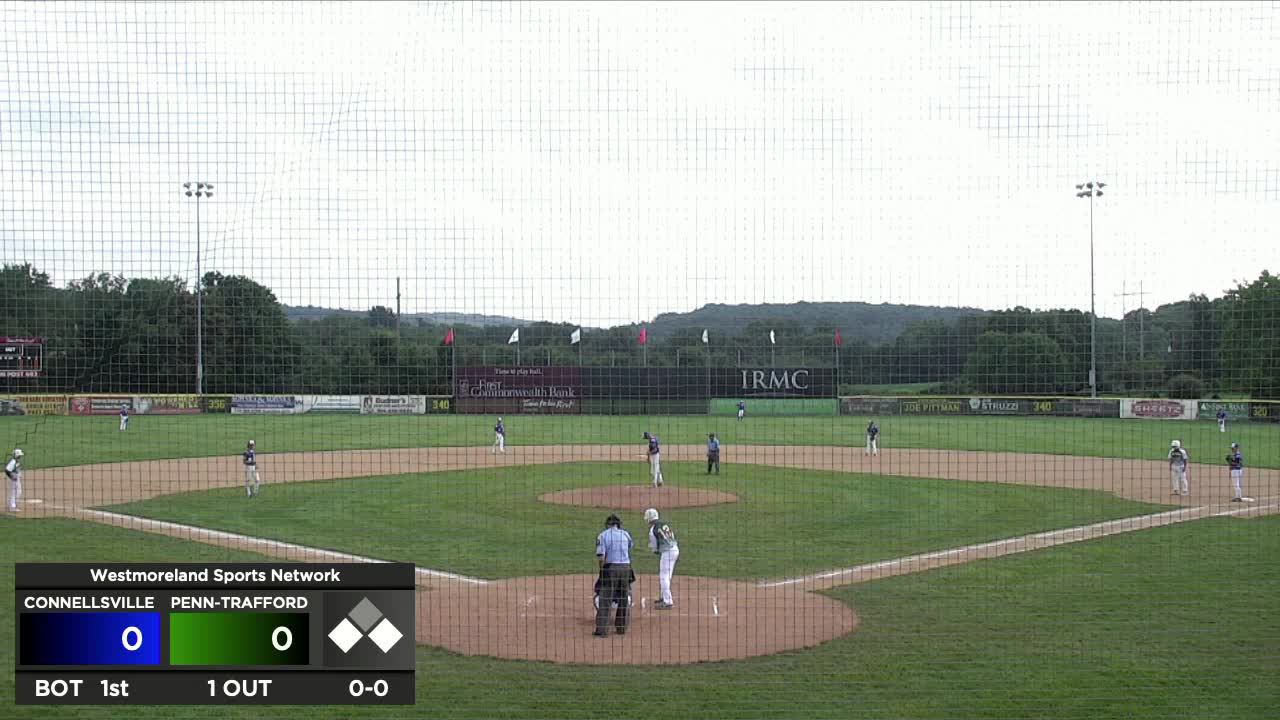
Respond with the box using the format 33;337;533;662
539;484;739;509
417;573;857;664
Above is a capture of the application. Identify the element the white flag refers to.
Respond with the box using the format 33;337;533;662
508;328;520;344
769;330;776;345
570;328;581;345
701;329;709;344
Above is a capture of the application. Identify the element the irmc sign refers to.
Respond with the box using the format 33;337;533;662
741;369;811;393
713;368;835;398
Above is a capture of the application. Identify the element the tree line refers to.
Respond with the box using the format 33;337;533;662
1;263;1276;398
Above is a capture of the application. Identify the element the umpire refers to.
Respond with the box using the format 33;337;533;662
594;513;634;637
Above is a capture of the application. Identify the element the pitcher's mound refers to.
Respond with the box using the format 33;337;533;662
540;485;738;510
417;574;857;664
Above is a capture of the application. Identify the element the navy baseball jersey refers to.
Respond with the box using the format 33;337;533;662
495;420;505;436
648;436;660;455
243;448;256;467
738;401;745;411
867;422;879;439
1217;410;1227;421
1227;450;1243;470
120;407;129;417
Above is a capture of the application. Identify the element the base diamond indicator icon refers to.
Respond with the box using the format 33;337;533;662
368;617;404;653
328;617;362;653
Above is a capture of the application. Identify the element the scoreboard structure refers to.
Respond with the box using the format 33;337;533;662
15;563;416;705
0;337;43;378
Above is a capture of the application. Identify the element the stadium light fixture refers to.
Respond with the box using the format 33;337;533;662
183;181;213;395
1076;180;1106;398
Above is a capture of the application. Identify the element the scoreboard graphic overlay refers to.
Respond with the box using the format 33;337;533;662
15;563;415;705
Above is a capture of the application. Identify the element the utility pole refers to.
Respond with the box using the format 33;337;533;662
1116;280;1146;362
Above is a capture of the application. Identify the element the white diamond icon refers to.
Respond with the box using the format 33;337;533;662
328;618;362;653
367;617;403;653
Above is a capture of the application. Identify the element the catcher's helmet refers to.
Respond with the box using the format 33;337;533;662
605;513;622;528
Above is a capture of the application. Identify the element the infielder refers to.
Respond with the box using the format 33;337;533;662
645;507;680;609
706;433;720;474
1216;409;1228;433
1226;442;1246;501
643;431;664;487
1168;440;1189;496
243;440;261;498
5;448;23;512
865;420;880;456
119;403;130;431
492;417;505;453
737;400;746;422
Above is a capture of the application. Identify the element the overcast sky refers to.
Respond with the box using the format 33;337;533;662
3;2;1277;326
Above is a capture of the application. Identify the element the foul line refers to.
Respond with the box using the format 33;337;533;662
760;501;1279;590
61;506;489;586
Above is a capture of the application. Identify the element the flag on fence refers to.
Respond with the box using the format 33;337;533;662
443;327;455;346
769;330;776;345
638;328;648;345
508;328;520;344
834;329;842;347
701;329;709;344
570;328;581;345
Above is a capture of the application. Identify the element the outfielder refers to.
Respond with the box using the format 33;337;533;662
1168;440;1189;496
492;417;505;453
645;507;680;608
5;448;23;512
1216;409;1228;433
243;440;261;498
865;420;880;456
119;403;130;431
1226;442;1246;502
643;431;663;487
737;400;746;422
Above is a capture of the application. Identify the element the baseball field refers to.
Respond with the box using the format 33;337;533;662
3;413;1278;718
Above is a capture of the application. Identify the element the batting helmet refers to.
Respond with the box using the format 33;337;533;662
12;448;22;459
642;431;651;440
1171;440;1181;448
643;508;659;523
605;513;622;528
248;440;256;447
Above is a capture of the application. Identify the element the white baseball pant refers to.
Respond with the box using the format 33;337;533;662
1218;419;1226;433
737;409;744;421
658;546;680;605
866;436;878;455
493;433;505;453
119;416;129;431
650;453;663;487
1170;468;1188;495
244;466;260;496
1231;469;1244;499
7;474;20;511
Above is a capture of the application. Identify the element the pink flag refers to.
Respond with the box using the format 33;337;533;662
638;328;648;345
443;328;455;346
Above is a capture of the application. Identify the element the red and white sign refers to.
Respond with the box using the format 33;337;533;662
1121;399;1196;420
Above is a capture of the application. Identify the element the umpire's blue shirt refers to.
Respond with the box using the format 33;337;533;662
596;527;633;564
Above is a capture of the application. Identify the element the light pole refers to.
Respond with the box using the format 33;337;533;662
183;181;213;395
1075;180;1105;398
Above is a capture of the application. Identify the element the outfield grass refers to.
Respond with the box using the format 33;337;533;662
3;413;1277;469
103;462;1164;580
5;513;1276;719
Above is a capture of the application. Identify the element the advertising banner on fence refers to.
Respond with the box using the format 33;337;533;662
839;397;902;416
1198;401;1250;421
455;367;581;414
69;396;134;415
899;398;968;415
967;398;1025;415
0;395;67;416
230;396;303;414
1120;399;1197;420
361;395;427;415
300;395;362;414
133;395;202;415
